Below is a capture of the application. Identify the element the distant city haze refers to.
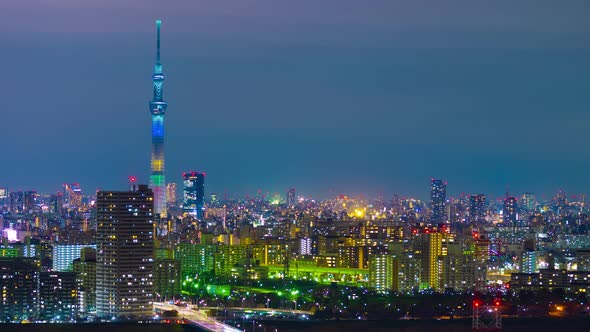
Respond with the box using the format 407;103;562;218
0;0;589;199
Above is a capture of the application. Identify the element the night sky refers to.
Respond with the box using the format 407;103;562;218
1;0;589;200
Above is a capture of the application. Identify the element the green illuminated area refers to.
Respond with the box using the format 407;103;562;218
0;248;19;257
267;265;369;285
150;174;165;186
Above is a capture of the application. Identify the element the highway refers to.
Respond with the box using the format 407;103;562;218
153;302;242;332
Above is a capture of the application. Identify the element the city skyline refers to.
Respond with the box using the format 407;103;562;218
0;1;589;199
2;1;590;329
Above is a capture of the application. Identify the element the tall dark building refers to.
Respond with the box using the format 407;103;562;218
469;194;486;225
287;188;296;207
503;196;518;227
8;192;23;214
96;185;154;318
39;272;78;321
23;191;36;213
0;257;40;321
153;258;181;300
430;179;447;223
183;171;205;219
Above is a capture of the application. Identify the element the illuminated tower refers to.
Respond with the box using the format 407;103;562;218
150;19;168;217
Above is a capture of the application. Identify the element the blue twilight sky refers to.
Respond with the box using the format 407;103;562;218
0;0;589;200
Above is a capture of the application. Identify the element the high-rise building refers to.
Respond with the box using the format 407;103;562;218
395;254;422;293
503;196;518;226
73;248;97;314
521;192;535;212
96;184;154;318
337;246;366;269
430;179;447;223
174;244;216;280
299;237;312;256
166;183;177;207
64;184;82;212
287;188;296;207
183;171;205;219
521;251;537;274
53;244;96;272
23;191;36;214
369;255;394;292
39;272;78;321
154;259;181;300
50;191;65;215
149;19;168;218
473;233;490;290
214;245;249;277
414;226;454;291
0;257;40;321
440;246;476;292
9;192;23;214
469;194;486;225
0;188;7;209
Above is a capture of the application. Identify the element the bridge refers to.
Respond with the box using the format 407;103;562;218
215;307;312;316
153;302;242;332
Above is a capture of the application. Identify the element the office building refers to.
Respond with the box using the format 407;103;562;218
430;179;447;223
469;194;486;225
183;171;205;219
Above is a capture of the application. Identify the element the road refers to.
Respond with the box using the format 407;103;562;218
153;302;242;332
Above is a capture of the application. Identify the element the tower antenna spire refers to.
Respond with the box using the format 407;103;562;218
156;19;161;64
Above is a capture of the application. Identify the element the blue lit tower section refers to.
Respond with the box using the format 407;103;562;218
150;19;167;217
